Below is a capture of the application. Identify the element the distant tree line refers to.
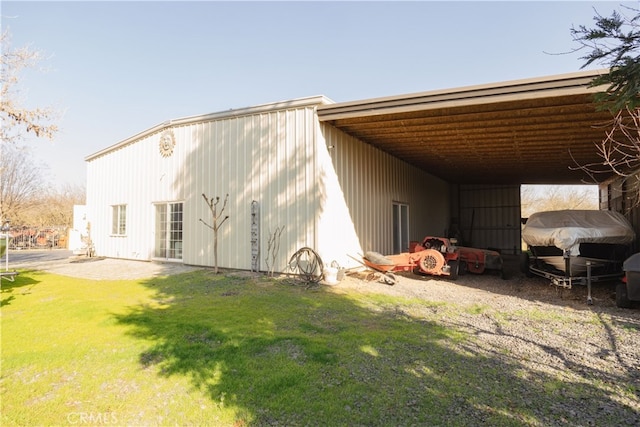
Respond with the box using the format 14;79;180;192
1;143;84;227
521;185;598;219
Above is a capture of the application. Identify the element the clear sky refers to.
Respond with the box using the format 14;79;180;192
2;1;637;189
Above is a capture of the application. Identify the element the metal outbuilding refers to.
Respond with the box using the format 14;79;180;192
85;69;622;272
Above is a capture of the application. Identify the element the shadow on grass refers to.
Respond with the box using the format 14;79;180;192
115;270;639;426
0;271;40;307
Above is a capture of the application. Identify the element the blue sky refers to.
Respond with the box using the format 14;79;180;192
2;1;637;188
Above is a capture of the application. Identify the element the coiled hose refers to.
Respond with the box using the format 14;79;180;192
287;247;324;283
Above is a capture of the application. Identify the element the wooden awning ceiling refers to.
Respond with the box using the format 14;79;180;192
318;70;617;185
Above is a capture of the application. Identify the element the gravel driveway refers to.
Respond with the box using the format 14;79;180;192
332;255;640;425
4;249;201;280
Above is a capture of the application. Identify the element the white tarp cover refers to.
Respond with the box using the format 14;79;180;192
522;210;635;251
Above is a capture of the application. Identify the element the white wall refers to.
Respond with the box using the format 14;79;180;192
183;106;321;272
319;124;450;264
68;205;88;254
87;99;323;271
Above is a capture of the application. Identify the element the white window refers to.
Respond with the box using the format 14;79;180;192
393;202;409;254
111;205;127;235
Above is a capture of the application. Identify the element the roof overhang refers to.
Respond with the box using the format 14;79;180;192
318;69;616;185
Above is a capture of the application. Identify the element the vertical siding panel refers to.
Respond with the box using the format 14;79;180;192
229;118;239;268
237;116;248;267
264;112;275;253
185;123;196;263
307;108;314;245
319;123;449;261
200;122;209;262
199;122;209;262
458;184;521;254
194;122;204;264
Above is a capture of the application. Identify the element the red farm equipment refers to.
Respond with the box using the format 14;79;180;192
357;236;504;285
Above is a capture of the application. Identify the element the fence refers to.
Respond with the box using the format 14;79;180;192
5;226;69;250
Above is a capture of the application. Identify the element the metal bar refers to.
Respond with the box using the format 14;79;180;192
587;261;593;305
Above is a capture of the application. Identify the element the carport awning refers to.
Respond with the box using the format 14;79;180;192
318;69;617;185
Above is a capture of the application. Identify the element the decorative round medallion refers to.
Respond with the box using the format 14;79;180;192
159;130;175;157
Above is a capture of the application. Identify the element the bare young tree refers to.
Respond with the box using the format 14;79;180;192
0;144;48;225
265;225;285;277
199;193;229;274
1;30;59;144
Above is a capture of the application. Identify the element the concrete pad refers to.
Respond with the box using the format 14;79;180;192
4;250;202;280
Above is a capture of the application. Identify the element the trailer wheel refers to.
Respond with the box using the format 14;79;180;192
382;272;398;286
458;260;467;276
520;252;533;277
447;260;459;280
616;281;633;308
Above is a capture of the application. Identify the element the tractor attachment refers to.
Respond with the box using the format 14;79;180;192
414;237;504;277
354;236;503;282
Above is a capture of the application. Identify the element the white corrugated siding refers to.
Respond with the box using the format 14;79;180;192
87;101;321;271
86;98;452;272
319;124;450;262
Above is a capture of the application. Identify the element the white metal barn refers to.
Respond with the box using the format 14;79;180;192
85;96;450;272
86;70;622;272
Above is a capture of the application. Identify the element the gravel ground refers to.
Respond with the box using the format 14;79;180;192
329;255;640;425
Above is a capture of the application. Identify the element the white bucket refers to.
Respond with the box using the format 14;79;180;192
323;267;338;285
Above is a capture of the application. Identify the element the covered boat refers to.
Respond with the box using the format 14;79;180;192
521;210;635;300
522;210;635;252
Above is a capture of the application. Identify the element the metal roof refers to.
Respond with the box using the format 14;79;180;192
317;69;616;185
86;96;333;162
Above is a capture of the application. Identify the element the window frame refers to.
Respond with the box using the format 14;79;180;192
154;202;183;260
111;204;127;236
392;202;410;254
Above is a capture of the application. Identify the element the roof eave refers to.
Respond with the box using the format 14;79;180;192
317;69;610;121
85;95;334;162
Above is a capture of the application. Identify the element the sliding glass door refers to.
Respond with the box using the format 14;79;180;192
155;202;183;260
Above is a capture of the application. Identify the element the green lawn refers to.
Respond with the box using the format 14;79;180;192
1;270;637;426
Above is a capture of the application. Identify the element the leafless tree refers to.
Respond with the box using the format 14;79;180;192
1;30;59;144
265;225;285;277
569;108;640;206
521;185;598;218
1;29;63;225
199;193;229;273
0;144;48;224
